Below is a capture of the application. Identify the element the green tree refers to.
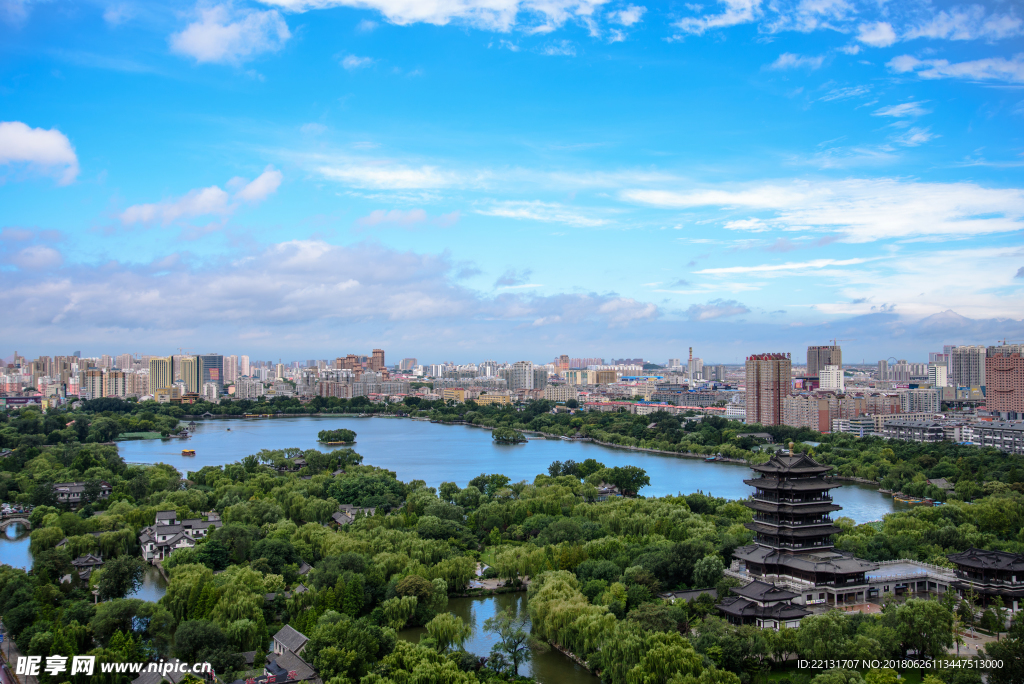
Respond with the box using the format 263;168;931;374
97;555;145;601
423;612;471;653
693;555;724;589
483;606;539;675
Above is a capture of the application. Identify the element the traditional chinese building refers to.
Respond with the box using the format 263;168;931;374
716;580;809;629
948;548;1024;612
731;450;878;607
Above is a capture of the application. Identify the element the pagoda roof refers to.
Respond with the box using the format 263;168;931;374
743;500;841;515
744;478;839;491
751;452;832;475
734;544;877;574
732;580;800;602
746;521;843;538
948;548;1024;572
716;596;809;621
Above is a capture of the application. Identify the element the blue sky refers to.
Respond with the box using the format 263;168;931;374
1;0;1023;364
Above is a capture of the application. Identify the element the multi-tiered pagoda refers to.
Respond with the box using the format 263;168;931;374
732;449;877;606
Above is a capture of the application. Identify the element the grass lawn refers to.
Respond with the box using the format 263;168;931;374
115;432;163;440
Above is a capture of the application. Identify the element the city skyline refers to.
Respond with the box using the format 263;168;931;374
2;1;1023;359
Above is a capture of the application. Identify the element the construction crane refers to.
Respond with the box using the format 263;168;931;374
830;338;855;346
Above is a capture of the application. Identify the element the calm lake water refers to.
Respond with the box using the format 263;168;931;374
1;521;32;570
118;416;895;523
399;593;597;684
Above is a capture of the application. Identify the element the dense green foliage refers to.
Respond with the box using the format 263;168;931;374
318;429;356;443
1;403;1019;684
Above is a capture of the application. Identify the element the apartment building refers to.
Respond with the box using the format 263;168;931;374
745;354;792;426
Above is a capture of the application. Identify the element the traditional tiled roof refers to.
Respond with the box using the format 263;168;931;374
948;548;1024;572
266;650;316;683
716;595;810;621
273;625;309;655
735;544;878;574
750;453;832;476
732;580;800;603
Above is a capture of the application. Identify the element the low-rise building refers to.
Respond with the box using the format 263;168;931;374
716;580;809;630
972;421;1024;455
948;548;1024;612
475;393;512;406
881;419;946;443
53;481;112;506
543;384;578;403
139;510;223;561
442;388;466;403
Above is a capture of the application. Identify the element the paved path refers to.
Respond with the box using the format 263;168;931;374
0;622;37;684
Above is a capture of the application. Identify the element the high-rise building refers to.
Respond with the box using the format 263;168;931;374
508;361;534;390
533;367;549;390
985;350;1024;420
399;358;418;371
370;349;385;371
200;354;224;390
806;345;842;378
180;356;200;393
104;370;127;398
149;357;172;393
224;355;238;384
927;363;948;388
709;365;727;382
899;388;942;414
745;353;792;426
950;345;986;388
100;354;113;369
877;359;889;382
891;360;911;383
688;357;704;381
667;358;681;368
556;355;570;373
115;353;133;370
240;355;251;377
819;365;845;392
83;369;105;400
275;363;285;381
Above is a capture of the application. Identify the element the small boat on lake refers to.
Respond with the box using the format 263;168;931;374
181;449;196;456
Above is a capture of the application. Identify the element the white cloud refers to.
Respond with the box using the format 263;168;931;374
9;245;63;270
356;208;428;227
873;101;929;118
609;4;644;25
685;298;750;320
768;52;825;69
475;200;608;227
892;126;936;147
596;297;658;325
819;84;870;101
103;4;133;26
120;166;282;225
341;54;373;69
235;166;283;202
723;218;771;231
904;6;1023;42
887;53;1024;84
256;0;612;33
541;40;576;56
300;122;327;134
856;21;896;47
170;4;291;65
673;0;760;35
317;163;458;189
696;257;874;275
0;121;79;185
623;178;1024;243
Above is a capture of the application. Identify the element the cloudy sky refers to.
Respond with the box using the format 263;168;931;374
1;0;1023;364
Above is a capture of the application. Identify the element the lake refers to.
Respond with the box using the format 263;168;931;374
399;593;596;684
118;416;896;523
1;521;32;570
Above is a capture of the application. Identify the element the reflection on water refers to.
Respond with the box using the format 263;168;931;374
399;593;597;684
1;522;32;570
119;417;895;523
128;565;168;603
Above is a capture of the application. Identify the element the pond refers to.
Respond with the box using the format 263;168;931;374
117;416;895;523
399;593;597;684
128;565;168;602
1;521;32;570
